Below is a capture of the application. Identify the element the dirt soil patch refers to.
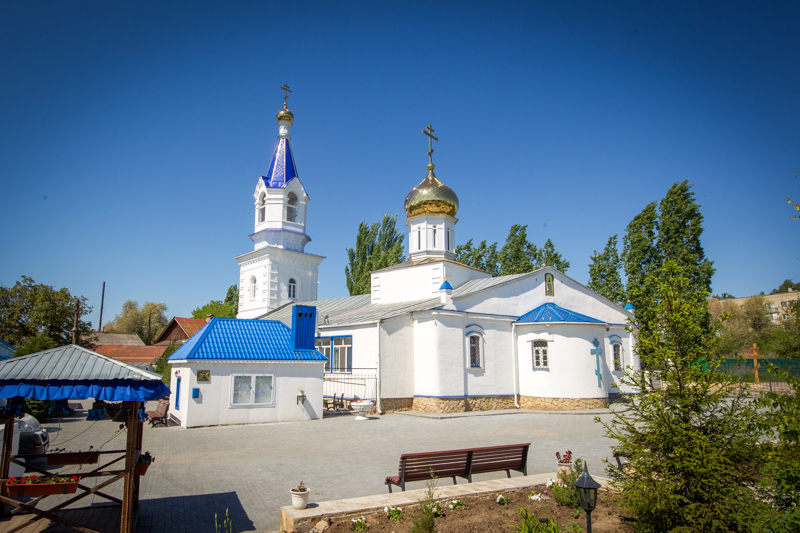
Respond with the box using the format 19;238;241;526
321;484;633;533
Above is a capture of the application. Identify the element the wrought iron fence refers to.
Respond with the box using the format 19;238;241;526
323;368;377;405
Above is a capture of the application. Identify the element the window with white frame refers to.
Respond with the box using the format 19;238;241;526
315;336;352;372
288;278;297;299
250;276;257;300
532;340;548;369
287;192;298;222
612;343;623;371
231;374;274;407
469;334;481;368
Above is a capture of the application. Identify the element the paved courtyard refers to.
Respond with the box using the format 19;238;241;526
1;402;624;532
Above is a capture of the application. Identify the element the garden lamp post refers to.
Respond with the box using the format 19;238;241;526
573;461;601;533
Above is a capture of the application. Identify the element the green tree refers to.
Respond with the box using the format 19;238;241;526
0;276;92;347
345;213;405;296
14;334;58;356
787;172;800;220
454;239;500;275
540;238;570;272
587;235;626;305
771;279;800;295
154;342;180;385
104;300;168;345
622;201;659;330
600;261;766;533
192;285;238;319
498;224;541;275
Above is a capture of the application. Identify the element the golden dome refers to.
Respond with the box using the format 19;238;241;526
404;164;459;218
276;103;294;124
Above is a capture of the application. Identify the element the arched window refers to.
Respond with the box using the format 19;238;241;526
468;334;482;368
250;276;257;300
287;192;298;222
288;278;297;299
612;343;623;371
257;192;266;223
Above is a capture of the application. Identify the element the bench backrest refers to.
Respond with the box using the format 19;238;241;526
399;450;471;482
155;400;169;415
469;443;529;474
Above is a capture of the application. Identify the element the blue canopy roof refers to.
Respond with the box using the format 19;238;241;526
262;137;298;188
0;345;170;401
168;317;328;362
516;302;603;324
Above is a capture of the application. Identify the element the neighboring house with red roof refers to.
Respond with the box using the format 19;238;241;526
153;317;207;346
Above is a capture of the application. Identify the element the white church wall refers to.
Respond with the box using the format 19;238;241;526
169;361;324;428
458;317;516;397
379;315;416;399
371;261;489;304
516;324;610;399
456;268;631;325
319;323;379;371
605;325;640;394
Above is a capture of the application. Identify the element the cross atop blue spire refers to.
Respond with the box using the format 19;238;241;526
262;138;298;188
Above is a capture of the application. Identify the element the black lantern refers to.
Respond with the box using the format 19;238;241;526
573;461;601;533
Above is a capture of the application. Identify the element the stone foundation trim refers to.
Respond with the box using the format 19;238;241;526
412;395;517;413
379;397;413;413
519;396;608;410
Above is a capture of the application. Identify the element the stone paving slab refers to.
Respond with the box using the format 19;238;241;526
0;400;621;532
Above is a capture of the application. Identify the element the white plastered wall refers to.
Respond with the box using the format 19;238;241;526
378;315;415;399
168;361;324;428
371;261;489;304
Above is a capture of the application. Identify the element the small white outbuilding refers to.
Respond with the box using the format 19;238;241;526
167;306;326;428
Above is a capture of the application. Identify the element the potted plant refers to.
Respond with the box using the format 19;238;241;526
47;446;99;466
136;451;155;476
290;481;310;509
6;475;81;497
556;449;573;481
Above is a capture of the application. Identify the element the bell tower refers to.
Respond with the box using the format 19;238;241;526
235;86;325;319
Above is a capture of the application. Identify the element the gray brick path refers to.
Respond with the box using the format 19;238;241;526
1;401;622;532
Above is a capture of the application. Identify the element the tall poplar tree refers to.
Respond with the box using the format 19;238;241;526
587;235;625;305
540;238;570;273
345;213;405;296
622;201;659;318
455;239;500;275
498;224;541;275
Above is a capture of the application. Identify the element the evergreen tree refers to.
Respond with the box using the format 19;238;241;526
498;224;541;275
622;201;659;324
345;213;405;296
587;235;625;305
540;238;570;273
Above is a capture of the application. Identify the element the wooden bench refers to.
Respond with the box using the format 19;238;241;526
146;399;170;427
384;443;530;492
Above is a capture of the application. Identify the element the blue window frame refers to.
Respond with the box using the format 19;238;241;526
315;336;352;373
175;376;181;411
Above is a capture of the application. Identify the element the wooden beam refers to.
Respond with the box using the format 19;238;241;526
119;402;140;533
1;418;15;517
0;494;103;533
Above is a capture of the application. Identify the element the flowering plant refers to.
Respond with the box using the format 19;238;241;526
384;505;403;522
496;494;510;506
555;450;572;463
292;481;308;493
351;516;366;531
8;475;79;485
448;499;466;510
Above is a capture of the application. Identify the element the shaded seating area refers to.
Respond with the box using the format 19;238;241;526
0;345;170;533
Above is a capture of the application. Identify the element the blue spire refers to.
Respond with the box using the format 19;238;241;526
263;138;298;188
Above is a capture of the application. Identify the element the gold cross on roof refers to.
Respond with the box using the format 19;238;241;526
422;124;438;164
280;84;292;104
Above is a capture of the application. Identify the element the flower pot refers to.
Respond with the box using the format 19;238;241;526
7;478;80;497
47;452;99;466
290;489;310;509
135;463;151;476
557;462;573;482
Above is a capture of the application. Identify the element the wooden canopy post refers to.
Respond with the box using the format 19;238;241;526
0;418;14;516
119;401;142;533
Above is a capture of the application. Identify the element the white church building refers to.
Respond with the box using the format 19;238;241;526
236;96;639;414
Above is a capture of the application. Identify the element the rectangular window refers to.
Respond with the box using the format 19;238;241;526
532;340;548;369
613;344;622;371
231;374;274;407
316;336;352;373
469;335;481;368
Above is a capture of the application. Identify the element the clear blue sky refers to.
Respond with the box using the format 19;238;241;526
2;1;798;329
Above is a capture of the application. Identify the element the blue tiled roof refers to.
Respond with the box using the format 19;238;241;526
168;318;327;362
262;138;298;188
516;302;603;324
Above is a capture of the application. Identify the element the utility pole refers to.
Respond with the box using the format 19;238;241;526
98;281;106;332
71;297;79;345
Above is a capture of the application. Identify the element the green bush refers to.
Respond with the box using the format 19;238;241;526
24;398;53;422
410;475;438;533
551;458;582;508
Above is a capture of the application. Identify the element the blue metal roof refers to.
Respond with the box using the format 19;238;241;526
168;318;327;362
516;302;603;324
262;138;298;188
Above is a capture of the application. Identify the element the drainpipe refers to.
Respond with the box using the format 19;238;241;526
376;320;382;415
511;322;520;409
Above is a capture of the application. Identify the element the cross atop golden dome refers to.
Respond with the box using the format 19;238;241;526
276;84;294;125
404;125;459;218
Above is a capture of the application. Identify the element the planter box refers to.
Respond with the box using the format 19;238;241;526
46;452;99;466
135;463;151;476
7;478;80;497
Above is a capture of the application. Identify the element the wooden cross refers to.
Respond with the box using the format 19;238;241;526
741;343;763;384
591;338;603;388
422;124;438;164
280;83;292;104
